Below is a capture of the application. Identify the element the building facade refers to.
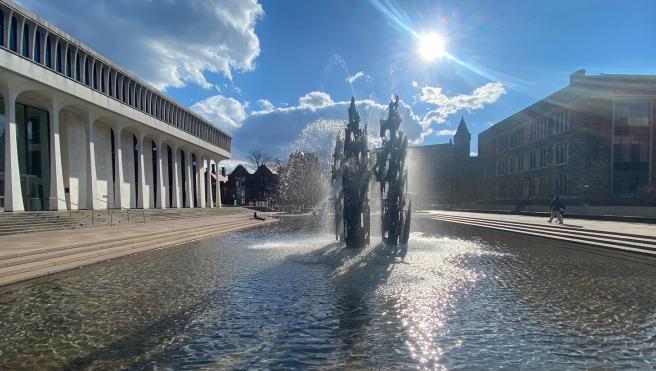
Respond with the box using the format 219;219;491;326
406;117;480;208
478;70;656;209
0;0;230;212
222;164;279;208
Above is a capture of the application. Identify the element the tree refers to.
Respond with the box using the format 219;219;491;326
277;151;325;212
247;149;271;169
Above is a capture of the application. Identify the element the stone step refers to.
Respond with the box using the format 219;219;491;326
0;218;253;261
432;214;656;243
0;207;248;235
432;216;656;252
0;221;253;277
0;219;253;272
430;215;656;256
0;219;275;287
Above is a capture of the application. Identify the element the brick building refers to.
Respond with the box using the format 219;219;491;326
478;70;656;212
406;117;480;208
221;164;279;207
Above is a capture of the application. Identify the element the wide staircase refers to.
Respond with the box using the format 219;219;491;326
428;213;656;257
0;207;249;236
0;215;276;287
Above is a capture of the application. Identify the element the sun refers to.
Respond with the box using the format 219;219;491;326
417;32;446;61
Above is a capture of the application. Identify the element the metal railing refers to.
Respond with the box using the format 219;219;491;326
57;196;146;226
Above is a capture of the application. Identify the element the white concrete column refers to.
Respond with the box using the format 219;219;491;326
171;146;181;208
137;134;148;209
207;160;214;208
86;113;98;209
185;150;193;208
156;140;166;209
3;91;24;211
199;157;206;208
113;125;124;209
48;100;67;210
215;159;222;208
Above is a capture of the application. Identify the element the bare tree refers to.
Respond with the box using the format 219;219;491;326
247;149;271;169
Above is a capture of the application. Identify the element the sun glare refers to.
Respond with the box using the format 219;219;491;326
417;32;446;61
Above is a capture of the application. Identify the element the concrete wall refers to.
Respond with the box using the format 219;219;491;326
94;123;113;209
121;130;136;208
60;110;88;210
143;138;155;209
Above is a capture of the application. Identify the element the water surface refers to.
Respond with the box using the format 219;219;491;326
1;223;655;369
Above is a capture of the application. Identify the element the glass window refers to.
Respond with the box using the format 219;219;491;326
101;67;106;92
0;97;4;208
21;23;29;57
65;47;72;77
55;41;62;73
75;53;81;81
16;103;50;211
612;99;651;194
85;58;91;85
45;36;51;68
9;16;17;51
92;62;98;89
0;10;4;47
33;30;41;63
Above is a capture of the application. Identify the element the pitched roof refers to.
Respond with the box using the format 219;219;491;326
455;115;470;136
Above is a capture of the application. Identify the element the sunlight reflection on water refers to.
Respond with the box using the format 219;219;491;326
0;225;655;369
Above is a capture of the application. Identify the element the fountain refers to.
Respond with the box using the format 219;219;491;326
332;95;411;249
374;95;411;246
331;97;371;248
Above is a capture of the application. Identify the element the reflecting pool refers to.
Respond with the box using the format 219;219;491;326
1;221;655;369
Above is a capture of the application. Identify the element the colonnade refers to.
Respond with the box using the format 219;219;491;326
2;80;224;212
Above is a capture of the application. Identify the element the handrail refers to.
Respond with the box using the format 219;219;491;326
56;196;145;226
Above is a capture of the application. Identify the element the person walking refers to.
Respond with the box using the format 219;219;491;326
548;195;564;224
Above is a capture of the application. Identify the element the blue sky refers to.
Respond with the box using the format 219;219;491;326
20;0;656;162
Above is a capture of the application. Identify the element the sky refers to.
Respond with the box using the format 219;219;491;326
19;0;656;165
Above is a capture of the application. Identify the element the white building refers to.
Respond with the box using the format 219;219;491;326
0;0;230;212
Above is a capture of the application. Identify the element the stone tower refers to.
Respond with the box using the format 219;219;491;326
453;115;471;158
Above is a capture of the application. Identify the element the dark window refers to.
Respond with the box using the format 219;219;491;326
612;99;651;194
133;135;139;206
33;30;41;63
9;16;17;51
0;10;4;47
92;62;98;89
152;141;157;205
84;58;90;85
21;23;29;57
129;81;133;106
75;53;81;81
65;47;72;77
45;36;51;68
123;79;128;103
55;41;62;73
100;67;106;92
108;71;114;96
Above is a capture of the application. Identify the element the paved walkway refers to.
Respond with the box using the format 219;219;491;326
420;210;656;237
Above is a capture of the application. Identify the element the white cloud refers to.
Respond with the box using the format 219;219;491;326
191;95;248;131
418;82;506;125
21;0;264;90
298;91;335;110
232;92;429;160
345;71;368;84
411;80;419;88
257;98;275;112
435;129;456;136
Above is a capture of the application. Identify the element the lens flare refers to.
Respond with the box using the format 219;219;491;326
417;32;446;61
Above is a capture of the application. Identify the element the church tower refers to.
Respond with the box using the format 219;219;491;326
453;115;471;158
